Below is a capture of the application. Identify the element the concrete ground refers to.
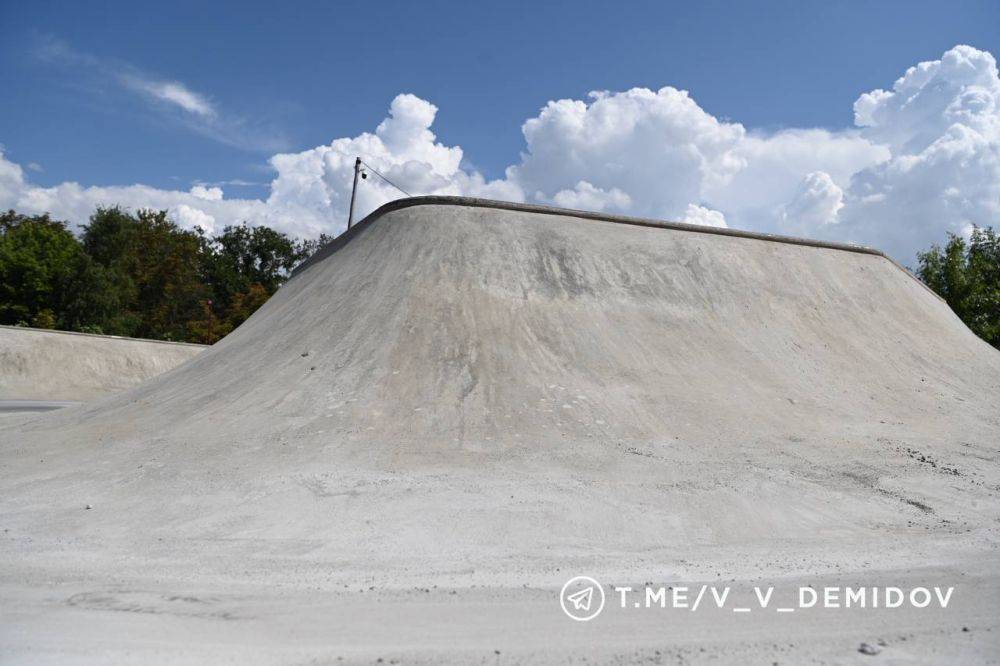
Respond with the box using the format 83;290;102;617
1;198;998;663
0;400;81;413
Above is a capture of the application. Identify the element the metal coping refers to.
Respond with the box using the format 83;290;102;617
0;324;208;348
289;196;939;303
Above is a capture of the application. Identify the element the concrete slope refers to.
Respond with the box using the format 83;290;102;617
2;198;999;663
0;325;205;401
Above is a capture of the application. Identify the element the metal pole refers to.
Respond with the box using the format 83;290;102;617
347;156;361;229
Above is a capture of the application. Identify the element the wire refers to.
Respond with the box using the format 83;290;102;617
325;147;417;197
359;159;413;197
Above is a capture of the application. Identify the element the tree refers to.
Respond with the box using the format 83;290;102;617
199;223;310;312
1;205;334;344
185;297;230;345
82;207;208;340
191;223;320;342
0;211;118;330
917;226;1000;349
296;233;334;263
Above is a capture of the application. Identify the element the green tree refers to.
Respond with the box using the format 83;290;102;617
1;205;334;344
917;226;1000;349
191;223;318;342
0;211;118;330
82;207;208;340
200;223;312;308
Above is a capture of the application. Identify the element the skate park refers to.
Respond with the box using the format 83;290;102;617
1;197;998;663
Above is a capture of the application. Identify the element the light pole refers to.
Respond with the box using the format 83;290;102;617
347;156;361;230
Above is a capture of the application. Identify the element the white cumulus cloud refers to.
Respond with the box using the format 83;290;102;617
508;87;746;221
189;185;223;201
705;129;888;233
778;172;844;235
682;204;727;228
550;181;631;213
833;45;1000;258
174;204;217;233
261;93;521;237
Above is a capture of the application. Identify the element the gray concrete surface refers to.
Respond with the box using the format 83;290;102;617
1;198;998;663
0;400;82;413
0;325;205;401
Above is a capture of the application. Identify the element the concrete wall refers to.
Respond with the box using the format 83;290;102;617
0;325;205;401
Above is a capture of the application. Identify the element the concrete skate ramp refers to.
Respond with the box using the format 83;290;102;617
2;198;999;663
0;325;205;401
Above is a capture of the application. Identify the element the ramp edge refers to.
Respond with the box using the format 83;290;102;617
0;324;208;348
289;196;942;305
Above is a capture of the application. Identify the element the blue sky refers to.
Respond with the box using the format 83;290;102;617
1;0;998;260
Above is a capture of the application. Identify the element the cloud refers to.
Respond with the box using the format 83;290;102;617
0;94;514;239
853;45;999;152
504;45;999;259
193;179;266;188
4;45;998;262
777;172;844;235
33;36;283;152
682;204;727;229
189;185;223;201
832;45;1000;258
501;93;890;239
174;204;216;231
0;151;264;236
260;93;520;236
550;181;631;213
705;129;888;233
508;87;746;221
121;76;216;117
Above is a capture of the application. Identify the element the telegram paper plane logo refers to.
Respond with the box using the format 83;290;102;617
567;586;593;611
560;576;606;621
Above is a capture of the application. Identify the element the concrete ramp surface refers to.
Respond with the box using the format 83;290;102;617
0;325;205;401
2;198;999;663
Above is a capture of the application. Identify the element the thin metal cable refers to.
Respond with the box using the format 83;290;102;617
359;159;413;197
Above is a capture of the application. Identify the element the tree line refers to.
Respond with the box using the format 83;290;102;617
1;206;997;349
0;207;329;344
